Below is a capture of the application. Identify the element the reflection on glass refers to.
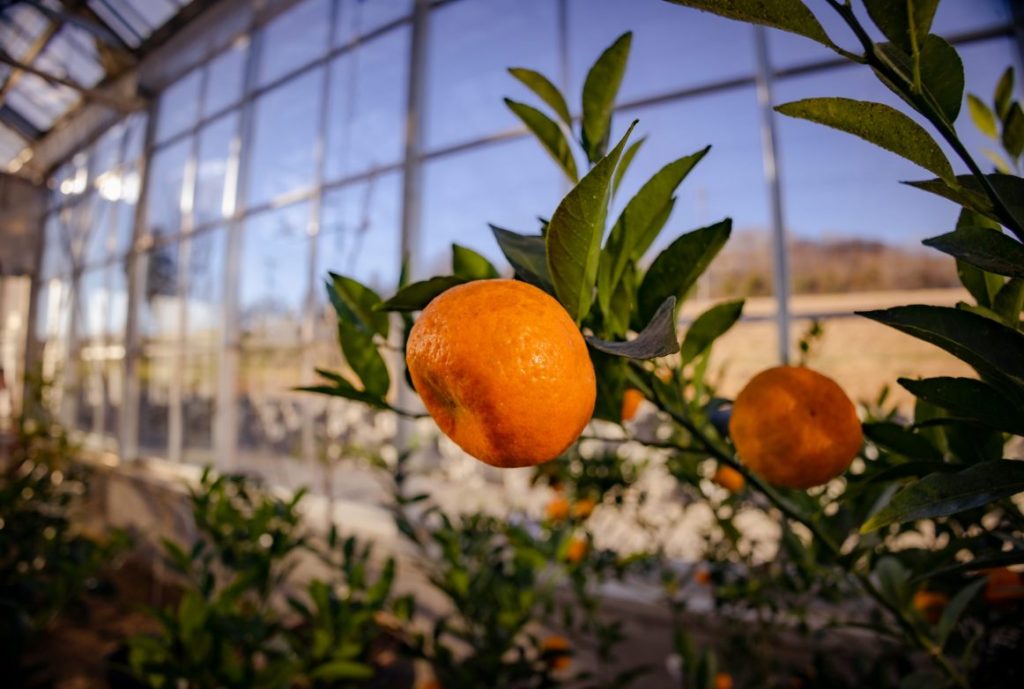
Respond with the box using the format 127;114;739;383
204;38;247;116
145;138;190;239
239;202;310;345
138;240;182;341
326;27;409;181
420;137;562;275
182;347;217;462
335;0;410;46
238;347;305;463
155;69;202;143
184;227;226;348
257;0;330;87
246;69;321;207
137;353;172;457
318;172;402;295
195;113;239;226
426;0;558;149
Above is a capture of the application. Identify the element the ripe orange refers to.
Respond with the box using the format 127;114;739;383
406;279;596;468
715;672;733;689
621;388;644;422
541;635;572;670
729;366;862;489
572;497;597;519
546;495;570;522
912;590;949;624
983;567;1024;606
693;568;711;585
566;535;588;564
712;465;745;492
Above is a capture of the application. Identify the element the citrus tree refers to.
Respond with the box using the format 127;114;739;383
307;3;1024;685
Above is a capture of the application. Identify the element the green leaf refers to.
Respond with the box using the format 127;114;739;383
299;376;388;410
858;304;1024;405
860;460;1024;533
327;273;389;337
863;0;939;54
994;277;1024;328
1002;102;1024;159
982;148;1013;173
581;32;632;164
953;209;1004;308
377;276;467;312
452;244;499;280
489;225;552;292
586;296;679;359
664;0;834;49
898;376;1024;435
547;122;637;322
505;99;578;183
937;578;986;646
863;422;942;461
967;94;998;138
873;556;912;607
918;36;964;123
508;67;572;127
776;98;954;183
598;147;710;313
636;218;731;326
338;320;390;397
604;259;636;337
907;173;1024;242
922;227;1024;279
309;660;374;681
613;136;646;196
681;299;744;363
994;67;1014;120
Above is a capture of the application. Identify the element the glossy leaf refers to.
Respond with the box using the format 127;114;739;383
994;67;1014;120
505;98;578;182
489;225;552;291
918;36;963;123
863;422;942;461
863;0;938;54
937;578;986;646
612;136;646;196
664;0;834;49
377;276;466;312
922;226;1024;279
860;460;1024;533
508;67;572;127
967;94;998;138
636;218;731;326
993;277;1024;327
953;209;1003;308
327;273;389;337
581;32;631;163
452;244;499;280
681;299;744;363
338;320;390;397
898;376;1024;435
547;122;636;322
1003;102;1024;159
776;98;954;183
907;173;1024;241
586;296;679;359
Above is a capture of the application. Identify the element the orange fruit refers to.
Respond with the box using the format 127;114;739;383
693;569;711;585
415;682;441;689
621;388;644;422
715;672;733;689
541;635;572;670
729;366;861;489
406;279;596;468
572;497;597;519
983;567;1024;606
546;495;570;522
712;465;745;492
566;535;588;564
912;590;949;624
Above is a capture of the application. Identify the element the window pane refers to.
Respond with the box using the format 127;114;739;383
77;268;108;343
183;348;217;462
123;113;147;165
89;123;124;181
204;39;248;116
155;69;202;143
84;198;114;266
184;227;227;348
325;27;409;181
238;202;310;345
426;0;559;150
138;240;182;341
257;0;330;87
137;353;172;457
145;138;191;239
420;138;563;275
114;165;141;254
335;0;410;46
41;213;72;279
568;0;756;104
246;69;322;207
195;112;239;227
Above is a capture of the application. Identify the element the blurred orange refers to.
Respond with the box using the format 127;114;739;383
694;569;711;586
715;672;734;689
541;635;572;670
621;388;644;422
712;465;745;492
572;497;597;519
912;590;949;624
983;567;1024;606
415;681;441;689
546;495;570;521
566;535;588;564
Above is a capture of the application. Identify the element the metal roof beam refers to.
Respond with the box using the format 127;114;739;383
0;103;42;139
0;48;142;111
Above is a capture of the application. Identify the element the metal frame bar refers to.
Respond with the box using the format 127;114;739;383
0;48;142;111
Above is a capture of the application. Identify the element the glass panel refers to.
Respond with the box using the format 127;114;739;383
182;347;217;463
257;0;331;87
203;38;248;116
41;213;72;279
138;240;182;341
155;69;202;143
325;27;409;181
84;198;115;267
194;112;239;227
63;194;95;267
238;202;310;345
318;171;402;295
568;0;756;103
77;268;108;344
246;69;322;207
420;137;563;275
426;0;559;149
145;138;191;239
89;123;124;182
335;0;411;46
123;113;147;165
6;75;77;130
238;347;306;465
137;353;173;457
114;164;141;254
184;227;227;349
